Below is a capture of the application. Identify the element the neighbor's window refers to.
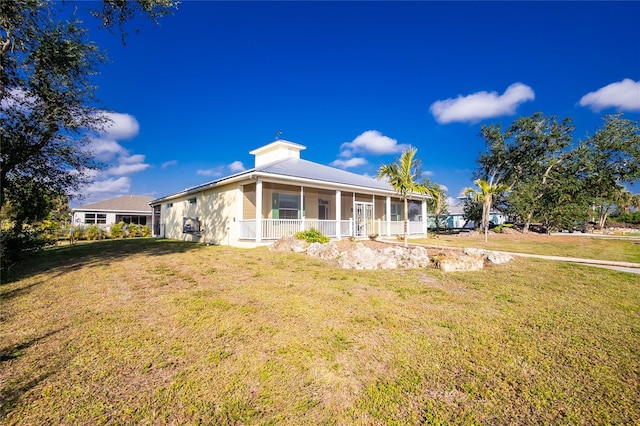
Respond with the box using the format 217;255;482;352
84;213;106;224
116;215;147;225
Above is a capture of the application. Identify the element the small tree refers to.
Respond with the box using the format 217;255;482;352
463;179;508;242
377;147;430;247
422;178;449;231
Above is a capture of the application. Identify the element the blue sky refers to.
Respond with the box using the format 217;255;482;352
76;1;640;206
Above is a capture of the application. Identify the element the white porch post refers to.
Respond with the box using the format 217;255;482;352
256;179;263;243
335;190;341;239
300;186;305;232
386;196;391;237
372;195;375;235
422;198;428;235
352;192;356;237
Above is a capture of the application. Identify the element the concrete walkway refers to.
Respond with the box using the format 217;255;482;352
498;251;640;275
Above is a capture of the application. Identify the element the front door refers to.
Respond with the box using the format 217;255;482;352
354;202;373;237
318;199;329;220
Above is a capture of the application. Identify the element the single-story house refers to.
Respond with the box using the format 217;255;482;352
72;195;154;227
445;200;507;229
150;140;431;247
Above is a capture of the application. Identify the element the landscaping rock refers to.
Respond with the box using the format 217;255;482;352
269;236;308;253
432;252;484;272
307;241;340;260
464;248;514;265
337;243;379;270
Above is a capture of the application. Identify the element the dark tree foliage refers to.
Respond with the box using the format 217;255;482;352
0;0;177;271
578;114;640;228
475;112;640;232
477;112;575;232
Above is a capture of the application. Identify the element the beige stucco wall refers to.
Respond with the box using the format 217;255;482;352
160;183;240;245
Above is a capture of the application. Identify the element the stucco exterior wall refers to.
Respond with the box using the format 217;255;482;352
160;183;240;245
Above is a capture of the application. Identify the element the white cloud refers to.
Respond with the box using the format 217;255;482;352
228;161;245;172
330;157;368;169
120;154;146;165
339;130;408;156
88;138;128;162
106;162;150;176
197;167;225;177
161;160;178;169
99;112;140;139
430;83;535;124
84;177;131;193
579;78;640;112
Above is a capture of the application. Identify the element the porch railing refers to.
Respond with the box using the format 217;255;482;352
238;219;426;241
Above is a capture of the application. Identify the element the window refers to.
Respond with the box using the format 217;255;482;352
272;193;301;219
188;197;197;205
390;203;403;221
85;213;106;224
166;202;173;208
116;215;148;225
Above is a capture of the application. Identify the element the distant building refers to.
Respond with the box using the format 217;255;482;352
445;200;507;229
72;195;154;227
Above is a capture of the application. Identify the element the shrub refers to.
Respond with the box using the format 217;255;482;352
85;225;100;240
111;222;125;238
73;226;85;241
141;225;151;237
127;224;141;238
1;228;52;272
294;228;330;244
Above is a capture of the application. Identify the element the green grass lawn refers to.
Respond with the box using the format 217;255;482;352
415;233;640;264
1;238;639;424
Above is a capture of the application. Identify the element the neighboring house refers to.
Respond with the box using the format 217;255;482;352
72;195;154;228
445;200;507;229
150;140;431;246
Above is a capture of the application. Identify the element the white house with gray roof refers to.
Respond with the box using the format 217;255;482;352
72;195;153;228
149;140;430;246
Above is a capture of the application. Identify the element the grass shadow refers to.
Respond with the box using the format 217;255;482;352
2;238;204;285
0;327;68;418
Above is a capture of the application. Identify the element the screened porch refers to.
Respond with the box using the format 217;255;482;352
238;180;427;242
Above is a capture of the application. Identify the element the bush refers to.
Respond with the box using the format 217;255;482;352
126;224;141;238
294;228;330;244
111;222;125;238
73;226;85;241
85;225;100;240
1;228;52;272
141;225;151;237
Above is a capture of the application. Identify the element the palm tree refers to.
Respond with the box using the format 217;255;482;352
377;147;430;247
463;178;508;243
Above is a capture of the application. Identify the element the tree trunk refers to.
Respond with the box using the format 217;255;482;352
483;199;491;243
523;211;534;234
403;197;409;248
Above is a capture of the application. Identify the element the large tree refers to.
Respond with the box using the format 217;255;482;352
578;114;640;229
0;0;177;266
477;113;574;233
377;147;430;247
